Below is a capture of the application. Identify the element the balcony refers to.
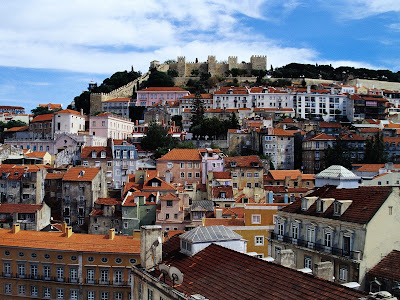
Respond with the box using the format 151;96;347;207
270;232;362;260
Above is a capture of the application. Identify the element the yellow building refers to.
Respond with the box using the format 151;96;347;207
203;203;288;257
0;223;140;300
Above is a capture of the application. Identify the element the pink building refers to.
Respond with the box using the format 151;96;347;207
136;87;190;107
156;193;186;231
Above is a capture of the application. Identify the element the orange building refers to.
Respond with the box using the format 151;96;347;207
0;224;140;300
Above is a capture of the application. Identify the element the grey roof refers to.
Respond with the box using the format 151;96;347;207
180;225;242;243
190;200;214;212
315;165;360;180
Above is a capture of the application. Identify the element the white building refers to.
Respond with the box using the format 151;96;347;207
101;98;131;118
88;113;134;140
262;127;296;170
53;109;86;136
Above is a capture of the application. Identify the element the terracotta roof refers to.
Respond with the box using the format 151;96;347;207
39;103;62;109
113;139;132;146
0;105;24;110
225;155;262;168
122;191;157;206
181;93;212;99
360;128;381;133
138;87;188;92
158;149;202;161
319;122;342;128
5;126;29;132
0;203;43;214
55;109;82;115
46;172;65;180
306;133;336;141
352;164;400;172
368;250;400;281
95;198;122;206
213;171;231;179
281;117;295;123
62;167;100;182
81;146;112;159
271;128;296;136
212;186;233;199
281;186;392;224
31;113;54;122
25;151;48;158
159;193;180;201
154;238;365;300
0;228;140;254
90;209;103;216
268;169;314;181
142;177;176;191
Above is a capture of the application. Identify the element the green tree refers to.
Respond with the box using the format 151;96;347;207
229;112;240;129
190;94;205;136
167;69;179;77
0;120;28;133
363;133;387;163
171;115;182;128
325;139;352;169
141;122;171;151
31;106;62;117
176;141;196;149
140;69;174;88
191;69;199;76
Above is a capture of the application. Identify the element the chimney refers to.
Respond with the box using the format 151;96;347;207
65;226;73;238
109;228;115;240
215;208;223;219
314;261;334;281
133;229;141;239
12;223;20;234
140;225;162;270
61;221;67;233
80;108;84;115
277;249;295;268
307;85;311;94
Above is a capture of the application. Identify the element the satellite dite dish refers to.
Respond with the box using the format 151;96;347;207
168;266;184;286
158;264;169;281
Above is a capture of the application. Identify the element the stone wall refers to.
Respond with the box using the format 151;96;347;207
348;78;400;90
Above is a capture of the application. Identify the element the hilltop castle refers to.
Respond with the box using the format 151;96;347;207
156;55;267;77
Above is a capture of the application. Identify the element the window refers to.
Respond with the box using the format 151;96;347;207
4;262;11;275
251;214;261;224
114;292;123;300
195;162;200;168
254;173;259;178
278;221;284;236
195;172;200;178
291;223;299;239
180;162;185;169
167;162;173;168
5;283;12;294
114;270;123;284
56;266;64;281
324;230;332;248
304;256;312;269
87;291;95;300
100;269;109;283
31;285;38;297
70;267;78;282
247;182;252;188
43;287;51;298
101;291;109;300
18;284;26;295
30;264;38;278
339;265;348;281
274;247;281;260
389;206;393;215
247;173;252;177
255;236;264;246
167;200;173;207
138;283;143;300
174;213;178;219
56;288;64;299
18;263;26;277
306;227;315;244
166;213;170;219
87;268;95;283
187;172;192;178
43;265;51;279
148;288;154;300
180;172;185;178
70;289;78;300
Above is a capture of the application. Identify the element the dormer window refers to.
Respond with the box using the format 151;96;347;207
79;171;85;177
301;198;308;211
333;201;342;216
220;192;226;198
100;151;106;158
316;200;324;213
181;240;192;252
92;151;97;158
230;162;237;167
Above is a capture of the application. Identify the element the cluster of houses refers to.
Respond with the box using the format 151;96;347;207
1;78;400;298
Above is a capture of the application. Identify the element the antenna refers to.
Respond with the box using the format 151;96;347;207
168;266;184;286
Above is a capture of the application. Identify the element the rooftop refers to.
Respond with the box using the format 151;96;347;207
225;155;261;168
315;165;360;180
180;225;242;243
62;167;100;182
368;250;400;282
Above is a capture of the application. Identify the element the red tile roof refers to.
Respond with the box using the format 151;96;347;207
62;167;100;182
213;171;231;179
154;237;365;300
142;177;176;191
0;228;140;254
5;126;29;132
352;164;396;172
212;186;233;199
368;250;400;282
319;122;342;128
81;146;112;159
306;133;336;141
39;103;62;110
341;133;365;141
282;186;393;224
0;203;43;214
225;155;262;168
203;217;245;226
25;151;48;158
266;170;314;181
159;193;180;201
45;172;65;180
158;149;202;161
55;109;82;115
219;207;245;218
31;113;54;122
95;198;122;206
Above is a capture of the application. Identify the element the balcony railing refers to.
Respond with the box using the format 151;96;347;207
270;232;362;260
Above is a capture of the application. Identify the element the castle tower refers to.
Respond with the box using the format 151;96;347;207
177;56;186;77
207;55;216;76
250;55;267;70
228;56;238;70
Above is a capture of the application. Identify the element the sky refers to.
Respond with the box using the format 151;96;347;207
1;0;400;113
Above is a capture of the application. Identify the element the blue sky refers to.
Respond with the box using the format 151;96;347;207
1;0;400;113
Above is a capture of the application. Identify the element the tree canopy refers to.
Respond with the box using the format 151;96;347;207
31;106;61;117
363;134;387;164
141;69;174;88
